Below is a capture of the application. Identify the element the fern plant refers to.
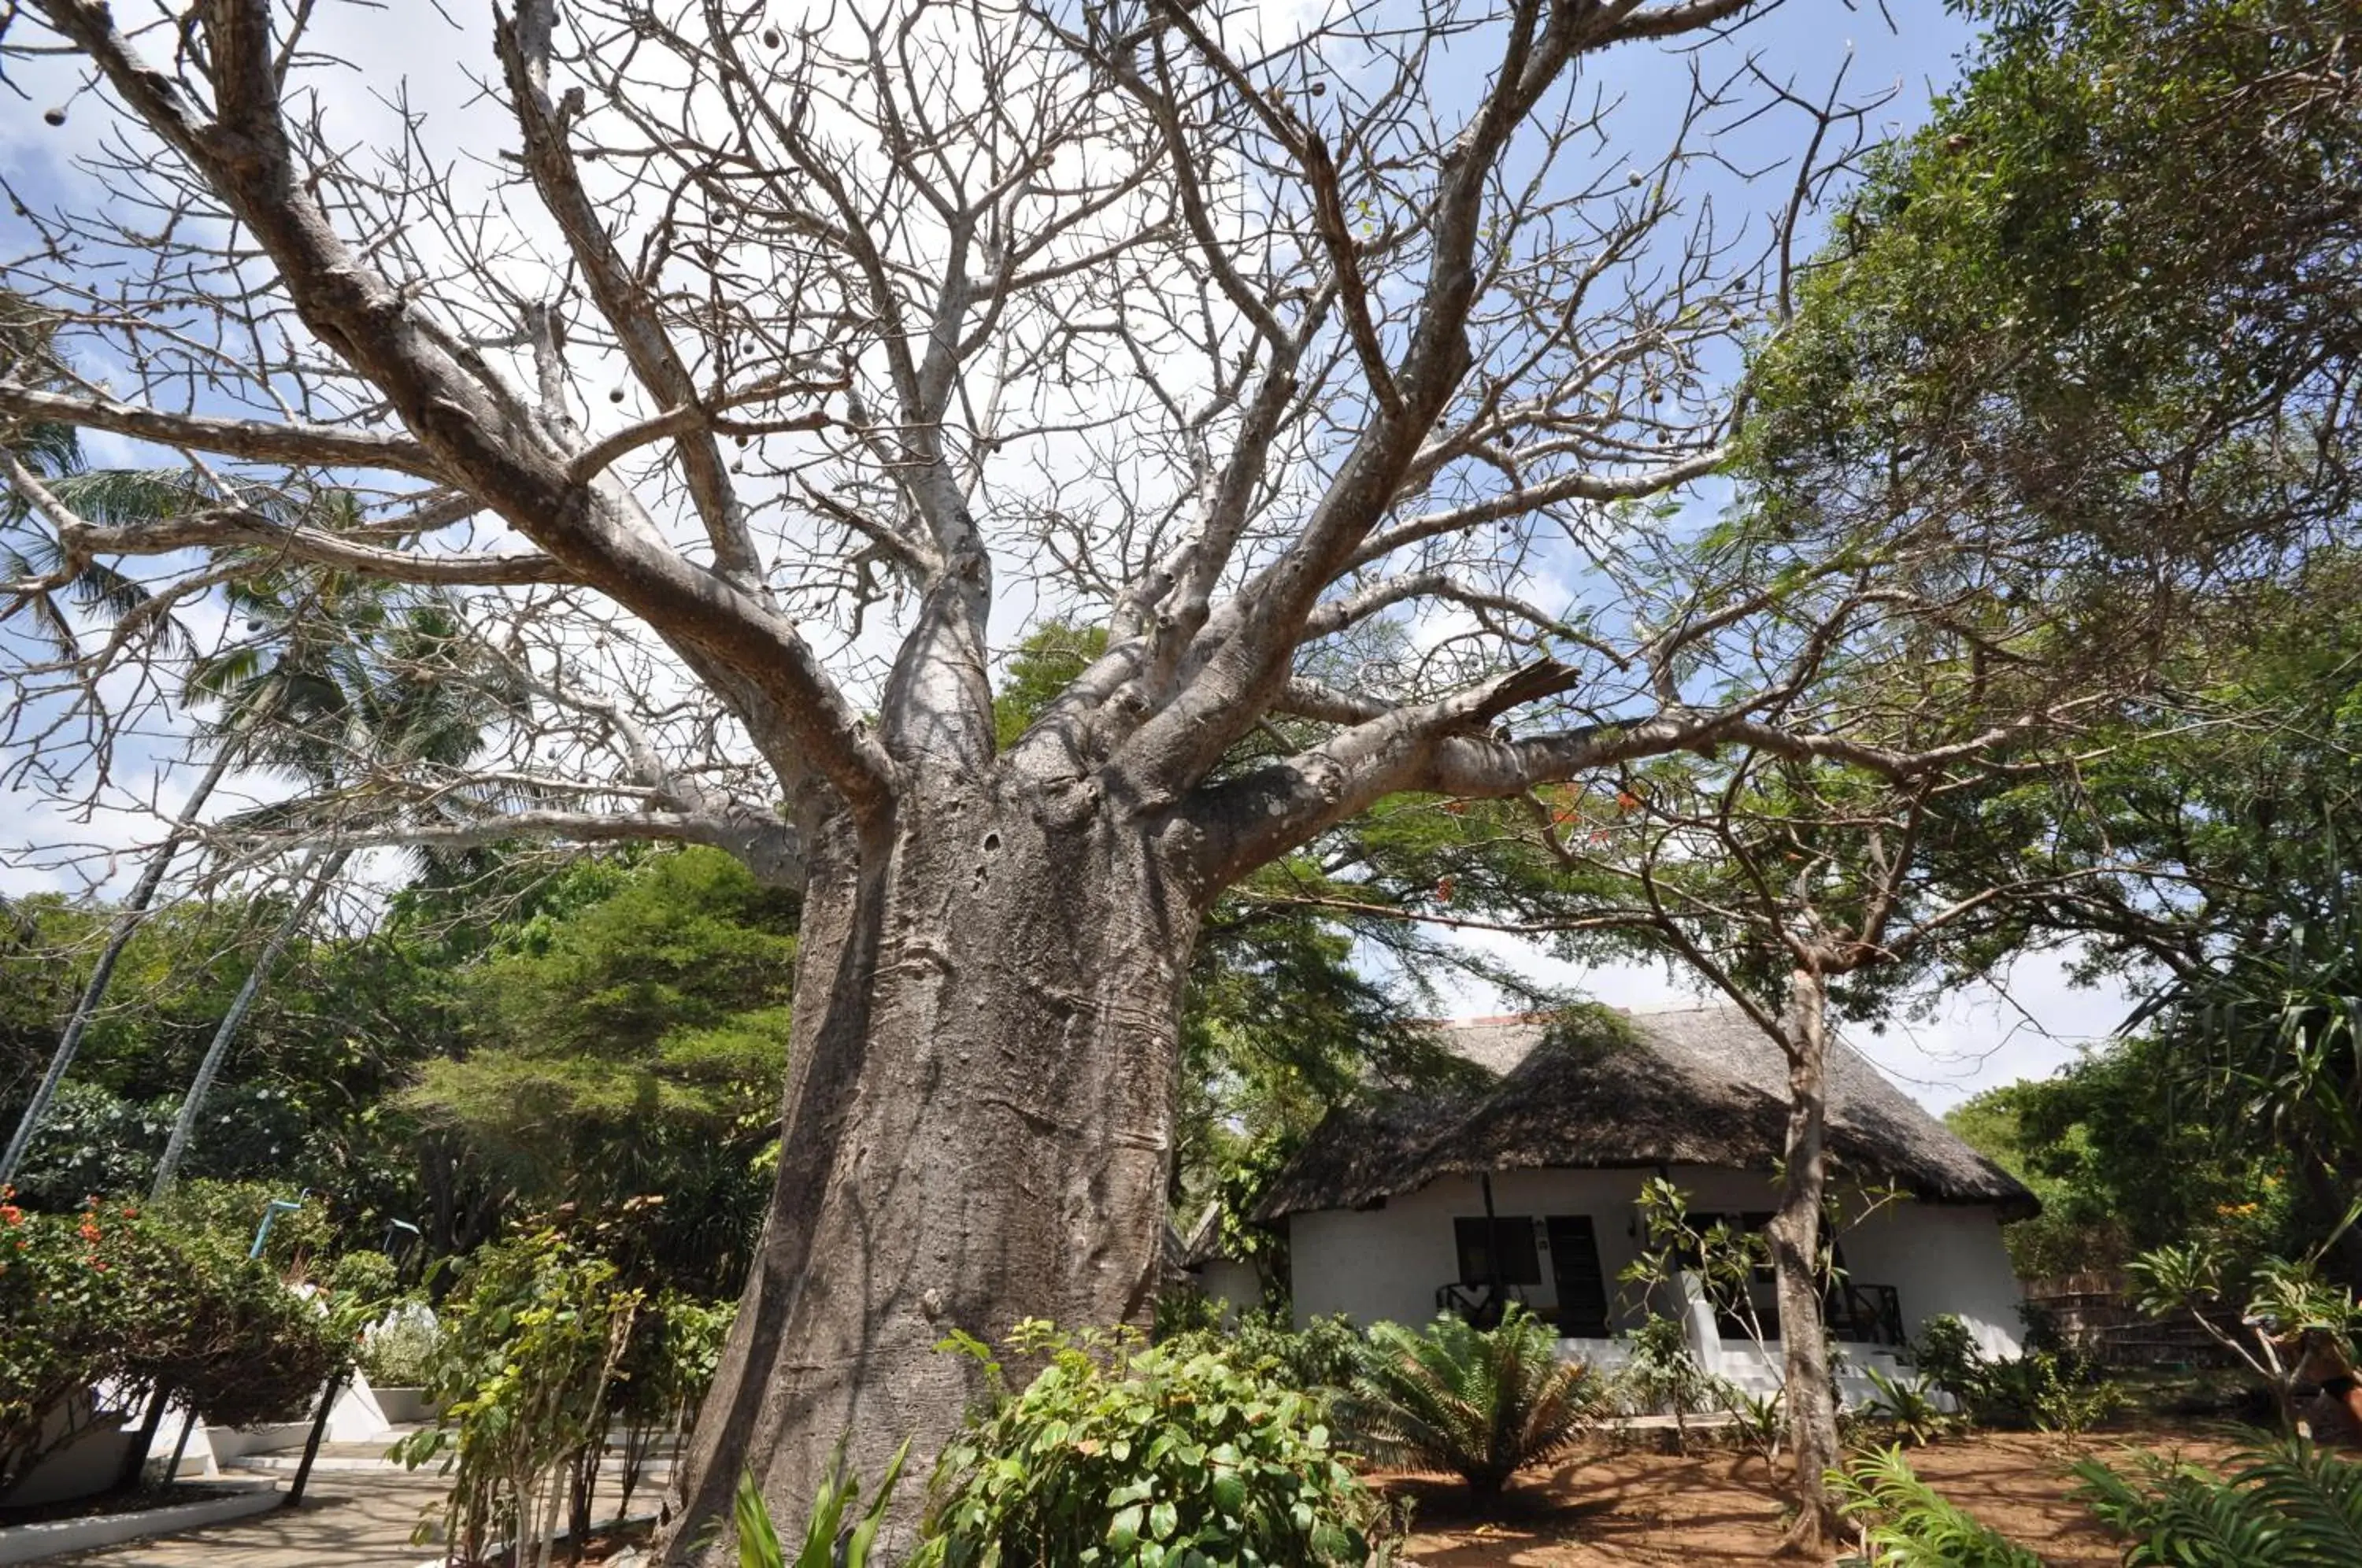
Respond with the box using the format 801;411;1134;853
2073;1438;2362;1566
1334;1303;1604;1496
1832;1445;2047;1567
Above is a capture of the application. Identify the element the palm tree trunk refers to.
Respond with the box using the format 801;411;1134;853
0;739;242;1187
148;847;351;1199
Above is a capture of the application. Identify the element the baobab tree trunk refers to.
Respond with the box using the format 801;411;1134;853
1767;966;1842;1555
658;780;1198;1560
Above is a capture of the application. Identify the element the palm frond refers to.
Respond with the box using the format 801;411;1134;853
1333;1304;1600;1496
2072;1437;2362;1566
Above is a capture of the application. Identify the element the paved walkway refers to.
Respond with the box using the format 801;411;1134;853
52;1472;452;1568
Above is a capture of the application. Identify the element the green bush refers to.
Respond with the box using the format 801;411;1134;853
1334;1304;1603;1496
1976;1350;2124;1436
613;1289;735;1514
1151;1285;1225;1341
1833;1445;2046;1566
1165;1309;1364;1401
146;1179;337;1275
2073;1439;2362;1566
392;1226;646;1562
915;1320;1392;1566
1608;1313;1730;1445
1904;1317;2120;1434
391;1219;735;1563
1911;1314;1983;1401
358;1310;442;1389
1;1192;341;1497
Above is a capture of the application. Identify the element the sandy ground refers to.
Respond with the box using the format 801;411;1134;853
1384;1427;2249;1566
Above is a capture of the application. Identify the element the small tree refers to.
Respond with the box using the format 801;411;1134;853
2130;1240;2362;1436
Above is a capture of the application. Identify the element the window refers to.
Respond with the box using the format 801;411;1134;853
1453;1215;1540;1285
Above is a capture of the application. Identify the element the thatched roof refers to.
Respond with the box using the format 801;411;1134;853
1253;1004;2038;1222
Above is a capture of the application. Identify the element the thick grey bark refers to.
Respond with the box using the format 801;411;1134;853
1766;967;1841;1554
148;848;350;1200
0;739;240;1188
658;778;1200;1559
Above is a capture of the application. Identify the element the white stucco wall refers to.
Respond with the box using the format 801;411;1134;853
1191;1258;1266;1321
1285;1164;2026;1354
1835;1200;2027;1358
1289;1165;1777;1330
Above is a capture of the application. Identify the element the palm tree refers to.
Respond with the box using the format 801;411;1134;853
3;560;505;1188
144;572;510;1195
0;300;217;1187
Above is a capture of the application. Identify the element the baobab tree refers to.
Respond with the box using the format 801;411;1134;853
1;0;1957;1544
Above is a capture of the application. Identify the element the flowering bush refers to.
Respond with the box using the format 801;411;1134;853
0;1189;342;1499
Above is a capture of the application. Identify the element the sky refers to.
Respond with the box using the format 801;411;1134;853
0;1;2134;1115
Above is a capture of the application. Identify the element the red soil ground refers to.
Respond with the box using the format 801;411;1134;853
1383;1427;2249;1566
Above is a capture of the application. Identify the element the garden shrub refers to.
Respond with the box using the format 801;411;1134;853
1911;1314;1983;1403
146;1178;338;1275
1334;1303;1604;1496
1607;1313;1730;1452
1905;1315;2121;1434
1974;1348;2123;1435
915;1320;1394;1566
1;1191;341;1498
393;1218;736;1566
613;1289;736;1515
1151;1285;1224;1341
1859;1369;1949;1448
1164;1309;1365;1402
393;1226;644;1566
358;1307;443;1389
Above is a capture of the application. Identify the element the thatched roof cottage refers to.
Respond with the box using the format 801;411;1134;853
1198;1005;2037;1394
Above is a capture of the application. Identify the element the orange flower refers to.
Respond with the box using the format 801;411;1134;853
0;1204;22;1227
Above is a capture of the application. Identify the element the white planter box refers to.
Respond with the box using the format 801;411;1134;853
0;1479;280;1564
372;1389;440;1426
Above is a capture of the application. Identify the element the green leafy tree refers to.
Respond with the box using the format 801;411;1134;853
405;849;798;1294
1946;1041;2298;1280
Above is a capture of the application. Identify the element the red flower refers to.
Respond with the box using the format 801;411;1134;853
0;1204;22;1227
120;1206;139;1219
